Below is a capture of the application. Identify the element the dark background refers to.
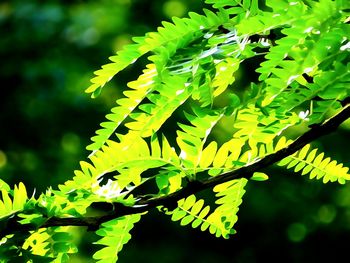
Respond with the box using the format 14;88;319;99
1;0;350;262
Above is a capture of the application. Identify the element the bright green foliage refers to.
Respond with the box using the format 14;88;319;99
205;0;259;16
86;9;231;151
87;64;158;151
269;136;350;184
0;0;350;262
212;178;247;235
177;107;225;172
93;214;141;263
0;182;27;220
21;227;77;263
166;178;246;239
0;227;77;263
278;143;350;184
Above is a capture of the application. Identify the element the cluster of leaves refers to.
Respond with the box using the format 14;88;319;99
0;0;349;262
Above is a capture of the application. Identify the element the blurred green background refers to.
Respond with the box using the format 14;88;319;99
1;0;350;262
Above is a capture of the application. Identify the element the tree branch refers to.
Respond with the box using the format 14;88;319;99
1;104;350;238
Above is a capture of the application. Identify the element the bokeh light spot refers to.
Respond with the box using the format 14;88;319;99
287;223;307;242
163;1;187;18
0;3;12;21
61;133;81;154
334;186;350;207
317;204;337;224
22;152;38;171
0;150;7;168
81;27;99;46
112;34;132;52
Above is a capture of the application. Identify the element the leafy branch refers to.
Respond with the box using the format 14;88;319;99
1;0;349;261
2;103;348;238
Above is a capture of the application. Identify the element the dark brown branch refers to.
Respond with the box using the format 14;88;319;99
1;104;350;238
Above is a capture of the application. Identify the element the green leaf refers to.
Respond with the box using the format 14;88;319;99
251;172;269;181
171;209;187;221
12;182;27;211
250;0;259;15
278;144;350;184
0;179;10;192
93;214;142;263
199;141;218;168
1;190;12;209
243;0;250;9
